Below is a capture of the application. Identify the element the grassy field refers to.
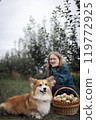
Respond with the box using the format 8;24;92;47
0;78;80;120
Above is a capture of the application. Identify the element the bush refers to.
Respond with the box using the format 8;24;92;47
34;73;44;79
72;75;80;95
0;72;10;79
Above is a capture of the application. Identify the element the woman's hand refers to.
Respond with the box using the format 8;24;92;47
53;80;56;85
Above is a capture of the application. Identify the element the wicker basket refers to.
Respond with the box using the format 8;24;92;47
53;87;80;115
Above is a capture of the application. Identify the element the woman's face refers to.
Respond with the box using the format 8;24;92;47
49;54;59;67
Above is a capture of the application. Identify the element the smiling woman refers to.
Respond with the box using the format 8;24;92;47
42;51;77;96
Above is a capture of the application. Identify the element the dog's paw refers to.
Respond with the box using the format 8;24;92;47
30;112;42;119
35;115;42;119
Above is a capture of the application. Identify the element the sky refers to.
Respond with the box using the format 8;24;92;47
0;0;77;59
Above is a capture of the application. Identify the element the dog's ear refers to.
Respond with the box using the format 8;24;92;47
47;76;54;86
29;78;36;88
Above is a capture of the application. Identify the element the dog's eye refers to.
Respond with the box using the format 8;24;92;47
39;84;42;86
45;83;47;86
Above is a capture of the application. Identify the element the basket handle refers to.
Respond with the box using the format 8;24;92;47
53;87;79;99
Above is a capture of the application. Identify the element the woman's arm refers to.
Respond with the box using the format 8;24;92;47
51;64;71;85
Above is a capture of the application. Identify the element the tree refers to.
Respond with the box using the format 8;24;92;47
62;0;80;71
19;17;49;74
36;19;49;72
49;9;68;59
74;0;80;9
49;0;80;72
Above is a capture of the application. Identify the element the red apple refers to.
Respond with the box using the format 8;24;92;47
57;98;62;102
68;95;73;100
70;94;74;98
62;93;67;97
61;94;65;98
53;97;57;101
72;97;78;102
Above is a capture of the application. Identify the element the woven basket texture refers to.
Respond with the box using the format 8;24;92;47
53;87;80;115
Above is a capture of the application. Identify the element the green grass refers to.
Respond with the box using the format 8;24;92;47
0;78;80;120
0;78;30;103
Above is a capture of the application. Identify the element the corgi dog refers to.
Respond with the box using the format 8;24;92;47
0;76;54;119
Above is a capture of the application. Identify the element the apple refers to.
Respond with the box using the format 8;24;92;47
61;97;66;102
56;95;61;98
72;99;76;102
53;97;57;101
66;95;69;100
61;94;64;98
66;100;70;103
72;97;78;102
57;98;61;102
68;95;73;101
74;97;78;101
62;93;67;97
70;94;74;98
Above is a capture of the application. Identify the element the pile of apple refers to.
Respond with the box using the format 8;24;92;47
53;93;78;103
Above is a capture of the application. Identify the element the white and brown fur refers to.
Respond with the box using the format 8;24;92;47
0;76;54;119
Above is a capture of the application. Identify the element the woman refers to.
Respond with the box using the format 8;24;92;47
42;51;77;96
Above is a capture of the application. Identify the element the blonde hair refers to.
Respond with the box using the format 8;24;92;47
47;51;64;77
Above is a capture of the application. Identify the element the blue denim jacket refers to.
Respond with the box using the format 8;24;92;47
42;64;76;91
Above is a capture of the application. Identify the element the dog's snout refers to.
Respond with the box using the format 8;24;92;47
43;88;46;91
